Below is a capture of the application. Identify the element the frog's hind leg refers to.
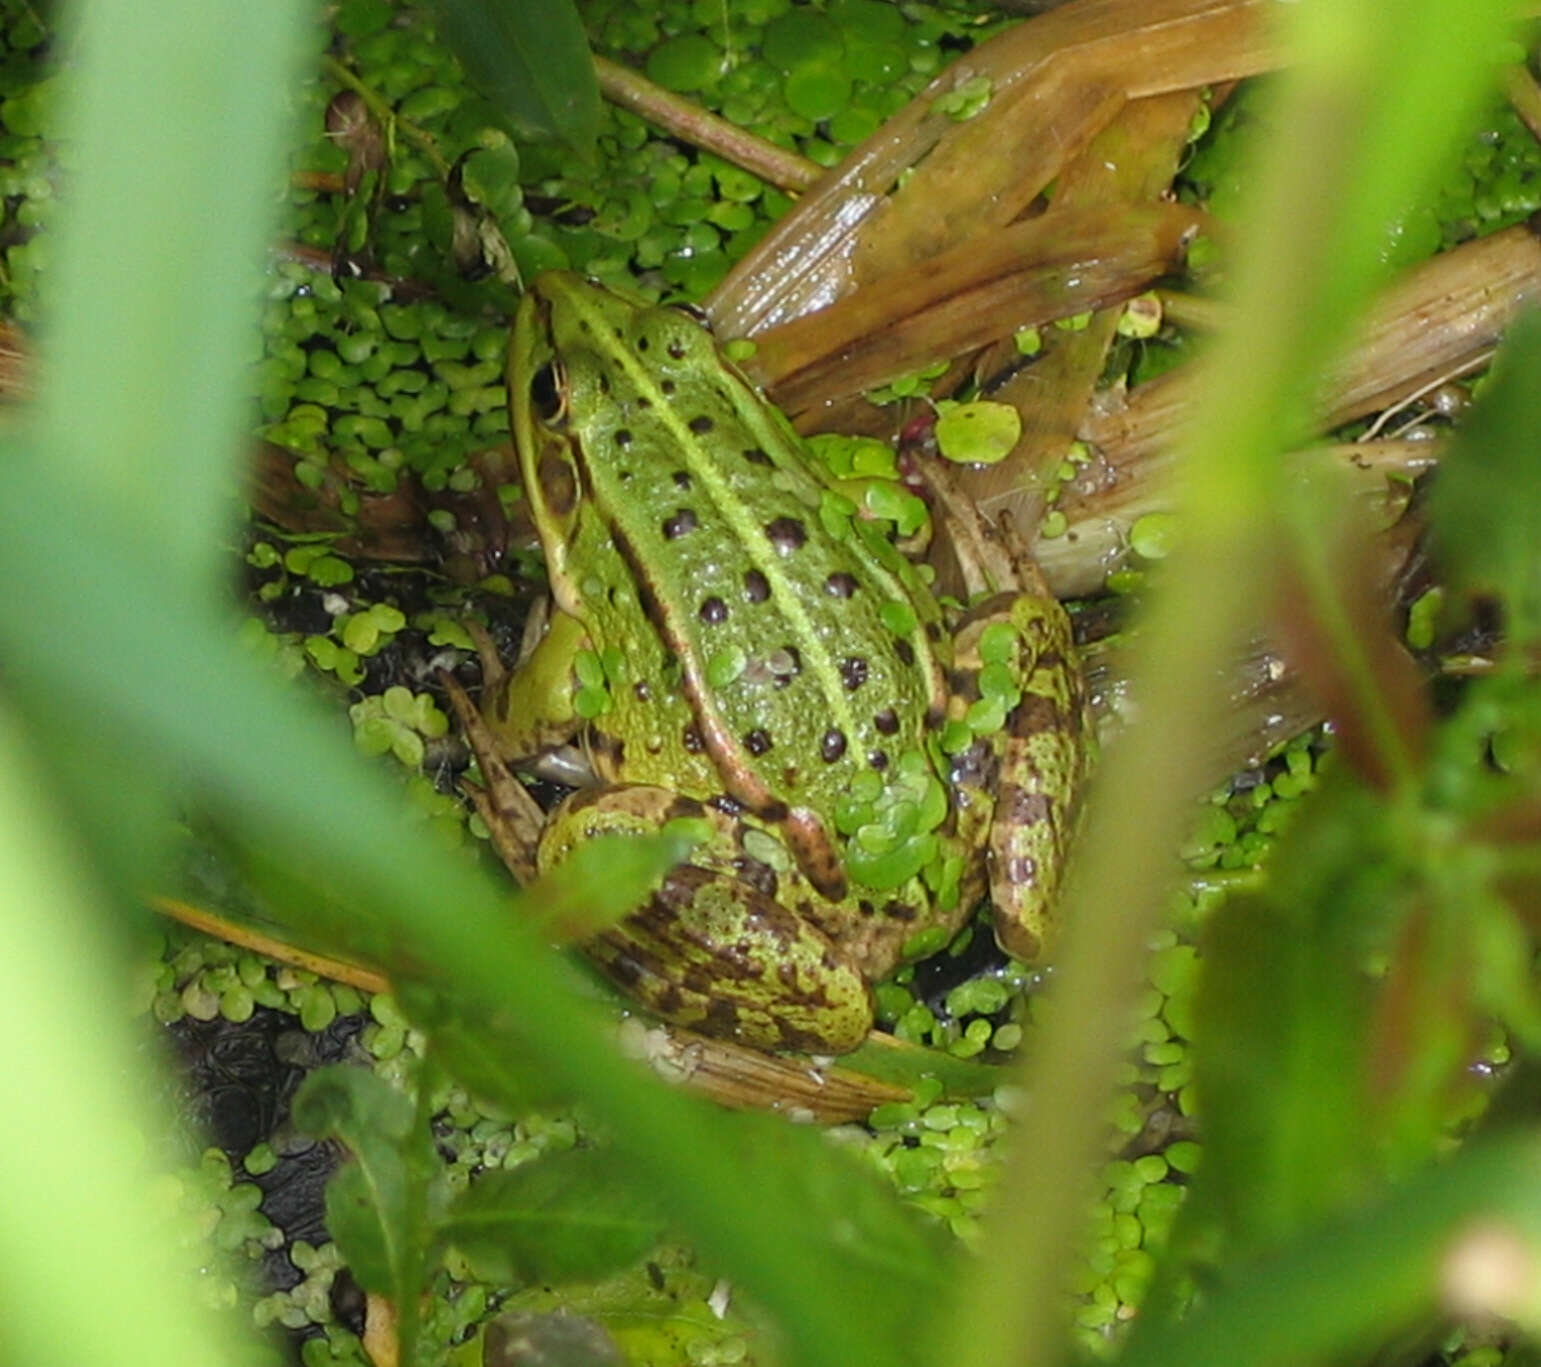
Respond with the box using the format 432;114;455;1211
922;456;1093;960
962;593;1092;962
545;785;876;1055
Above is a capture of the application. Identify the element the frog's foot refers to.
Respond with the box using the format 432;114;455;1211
992;503;1055;600
462;617;508;695
543;785;875;1054
911;451;1022;595
440;669;544;884
918;455;1089;959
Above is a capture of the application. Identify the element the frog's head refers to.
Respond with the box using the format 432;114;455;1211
523;271;643;359
509;271;726;592
514;272;721;417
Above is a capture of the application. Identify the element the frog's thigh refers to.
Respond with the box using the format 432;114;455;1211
544;787;874;1054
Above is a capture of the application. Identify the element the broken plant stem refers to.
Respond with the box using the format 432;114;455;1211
595;55;822;194
153;895;391;994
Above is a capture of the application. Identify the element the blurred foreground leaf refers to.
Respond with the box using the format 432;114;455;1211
1191;781;1385;1256
944;4;1520;1367
1121;1130;1541;1367
0;0;309;1361
442;1148;666;1285
1429;307;1541;644
1270;458;1430;792
0;702;246;1366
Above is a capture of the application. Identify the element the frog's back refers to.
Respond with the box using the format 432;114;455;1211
557;290;945;833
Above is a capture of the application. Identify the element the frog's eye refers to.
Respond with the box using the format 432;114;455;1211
530;361;567;425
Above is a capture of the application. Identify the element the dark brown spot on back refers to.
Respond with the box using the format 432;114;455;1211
769;646;802;687
765;516;807;553
999;783;1053;826
663;508;698;539
664;796;706;822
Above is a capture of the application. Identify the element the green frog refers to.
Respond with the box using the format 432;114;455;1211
450;271;1090;1055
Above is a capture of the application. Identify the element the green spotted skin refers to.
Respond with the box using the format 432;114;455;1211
482;271;1089;1053
541;786;874;1053
955;594;1093;962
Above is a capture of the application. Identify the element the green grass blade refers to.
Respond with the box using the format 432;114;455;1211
36;0;311;585
430;0;601;157
938;4;1520;1367
1429;308;1541;644
0;701;245;1367
5;0;935;1355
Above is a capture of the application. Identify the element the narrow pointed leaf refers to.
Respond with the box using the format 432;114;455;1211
294;1066;431;1297
429;0;599;157
442;1148;666;1284
1191;781;1384;1256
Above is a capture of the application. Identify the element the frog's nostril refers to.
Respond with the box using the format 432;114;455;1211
530;361;565;422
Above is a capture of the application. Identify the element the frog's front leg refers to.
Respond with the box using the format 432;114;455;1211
441;668;547;884
541;786;875;1054
473;606;592;762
